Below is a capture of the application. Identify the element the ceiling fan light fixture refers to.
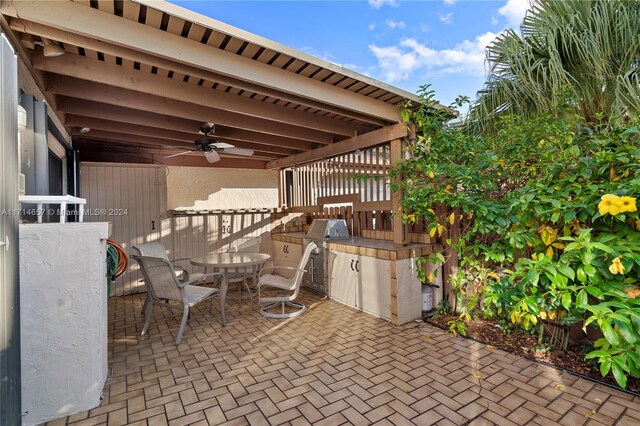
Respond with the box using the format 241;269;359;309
199;123;215;135
42;37;65;57
204;150;221;163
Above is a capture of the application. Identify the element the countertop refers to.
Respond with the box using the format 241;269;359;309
271;232;442;259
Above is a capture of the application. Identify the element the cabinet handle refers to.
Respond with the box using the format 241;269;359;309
355;261;360;273
350;259;354;271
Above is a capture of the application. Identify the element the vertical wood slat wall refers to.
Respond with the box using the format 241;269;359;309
81;164;271;296
282;144;391;207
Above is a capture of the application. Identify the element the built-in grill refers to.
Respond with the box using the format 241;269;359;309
303;219;350;294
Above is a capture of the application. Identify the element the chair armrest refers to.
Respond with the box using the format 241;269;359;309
259;266;306;277
178;272;223;288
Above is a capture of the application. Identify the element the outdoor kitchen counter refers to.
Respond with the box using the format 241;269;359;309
271;232;305;245
272;233;443;259
326;237;443;326
272;232;443;325
327;237;442;260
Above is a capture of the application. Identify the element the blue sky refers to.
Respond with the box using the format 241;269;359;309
168;0;530;107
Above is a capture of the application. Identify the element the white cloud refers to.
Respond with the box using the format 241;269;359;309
491;16;499;26
368;0;398;10
386;19;406;30
369;32;498;82
419;24;431;33
498;0;530;29
438;12;454;24
368;23;376;31
443;0;457;5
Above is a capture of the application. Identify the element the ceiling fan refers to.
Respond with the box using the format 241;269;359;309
163;123;254;163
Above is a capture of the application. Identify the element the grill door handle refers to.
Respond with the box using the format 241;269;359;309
350;259;354;271
355;261;360;273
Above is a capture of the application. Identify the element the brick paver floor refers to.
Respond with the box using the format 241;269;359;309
49;290;640;425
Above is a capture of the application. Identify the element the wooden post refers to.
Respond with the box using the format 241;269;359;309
390;138;408;247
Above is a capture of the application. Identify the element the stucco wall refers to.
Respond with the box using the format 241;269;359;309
19;222;109;425
166;166;278;210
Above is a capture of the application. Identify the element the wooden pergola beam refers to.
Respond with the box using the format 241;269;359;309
78;149;267;169
71;129;292;158
46;75;333;145
8;18;388;126
1;0;403;122
390;138;408;247
57;97;311;151
33;53;358;137
74;139;278;161
266;123;408;169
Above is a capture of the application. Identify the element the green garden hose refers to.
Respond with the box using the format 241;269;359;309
106;245;118;296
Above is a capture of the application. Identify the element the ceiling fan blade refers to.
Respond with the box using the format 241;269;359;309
222;147;254;156
204;150;221;163
164;150;194;159
211;141;235;149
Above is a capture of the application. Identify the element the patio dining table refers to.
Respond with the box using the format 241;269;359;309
190;252;271;326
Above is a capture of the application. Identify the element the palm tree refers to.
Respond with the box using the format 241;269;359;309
468;0;640;132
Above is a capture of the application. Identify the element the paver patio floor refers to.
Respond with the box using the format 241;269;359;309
49;290;640;425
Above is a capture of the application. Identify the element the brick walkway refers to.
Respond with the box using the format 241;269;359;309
49;291;640;425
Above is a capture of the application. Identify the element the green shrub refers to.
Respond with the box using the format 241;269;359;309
394;86;640;388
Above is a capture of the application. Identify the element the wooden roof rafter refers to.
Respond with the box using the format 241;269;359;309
0;0;438;169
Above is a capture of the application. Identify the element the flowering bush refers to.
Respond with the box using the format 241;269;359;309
393;87;640;387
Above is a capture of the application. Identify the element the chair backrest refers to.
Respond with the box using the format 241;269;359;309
131;242;170;260
130;254;183;302
290;241;317;298
229;236;261;253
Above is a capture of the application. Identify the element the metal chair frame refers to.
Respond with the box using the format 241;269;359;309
257;242;317;319
131;253;223;344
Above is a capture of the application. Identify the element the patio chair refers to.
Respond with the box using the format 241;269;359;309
257;241;317;318
226;236;262;309
132;243;207;315
130;253;223;344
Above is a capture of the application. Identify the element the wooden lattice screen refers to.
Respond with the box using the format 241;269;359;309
281;144;391;208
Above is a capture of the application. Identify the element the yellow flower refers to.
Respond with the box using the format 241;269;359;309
531;253;538;261
545;246;554;258
428;171;435;179
619;196;637;213
598;194;622;216
609;257;625;275
540;225;558;246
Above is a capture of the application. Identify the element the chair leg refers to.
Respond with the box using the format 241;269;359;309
260;300;306;319
141;292;150;314
141;300;154;337
243;276;253;310
176;305;190;345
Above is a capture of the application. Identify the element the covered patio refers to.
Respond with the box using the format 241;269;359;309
1;1;639;425
51;292;640;425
